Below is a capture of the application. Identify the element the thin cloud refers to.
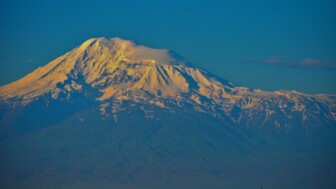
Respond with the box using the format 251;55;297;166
255;56;336;69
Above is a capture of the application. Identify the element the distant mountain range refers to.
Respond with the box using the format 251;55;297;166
0;37;335;189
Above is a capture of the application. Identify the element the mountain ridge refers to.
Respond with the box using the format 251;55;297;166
0;37;335;131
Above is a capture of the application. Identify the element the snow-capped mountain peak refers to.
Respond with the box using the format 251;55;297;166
0;37;232;102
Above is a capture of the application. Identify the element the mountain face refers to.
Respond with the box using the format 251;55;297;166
0;37;336;189
1;37;335;133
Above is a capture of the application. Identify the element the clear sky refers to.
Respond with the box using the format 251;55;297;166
0;0;335;94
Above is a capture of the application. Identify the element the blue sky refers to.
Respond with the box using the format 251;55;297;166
0;0;335;94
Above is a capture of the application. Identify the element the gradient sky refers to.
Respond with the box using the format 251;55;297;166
0;0;335;94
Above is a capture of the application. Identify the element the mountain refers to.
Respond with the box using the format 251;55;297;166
1;37;335;133
0;37;335;189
